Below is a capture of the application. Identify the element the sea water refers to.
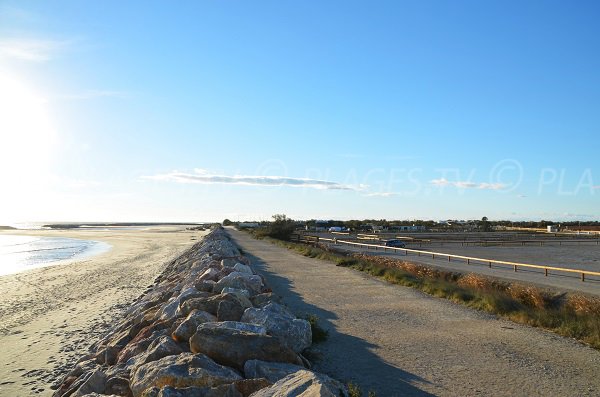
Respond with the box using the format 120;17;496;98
0;235;112;276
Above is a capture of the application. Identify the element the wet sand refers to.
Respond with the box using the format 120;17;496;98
0;226;207;396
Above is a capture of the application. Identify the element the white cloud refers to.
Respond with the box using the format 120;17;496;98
364;192;399;197
143;169;365;191
431;178;505;190
0;38;69;62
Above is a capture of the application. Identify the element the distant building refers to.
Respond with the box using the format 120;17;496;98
547;225;558;233
391;225;426;232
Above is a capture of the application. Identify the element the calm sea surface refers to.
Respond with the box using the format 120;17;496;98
0;235;111;276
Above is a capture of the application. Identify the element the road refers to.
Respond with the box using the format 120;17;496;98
326;242;600;296
227;228;600;396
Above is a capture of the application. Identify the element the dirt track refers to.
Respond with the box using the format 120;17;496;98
228;228;600;396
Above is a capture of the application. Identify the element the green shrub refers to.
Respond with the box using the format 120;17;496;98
306;314;329;343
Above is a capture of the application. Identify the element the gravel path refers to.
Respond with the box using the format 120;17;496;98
228;229;600;397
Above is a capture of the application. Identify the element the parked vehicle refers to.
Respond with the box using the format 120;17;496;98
384;239;406;248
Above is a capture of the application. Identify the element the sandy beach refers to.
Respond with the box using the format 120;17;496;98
0;226;208;396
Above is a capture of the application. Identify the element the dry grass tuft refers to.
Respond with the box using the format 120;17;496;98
506;284;550;309
567;295;600;315
458;273;497;291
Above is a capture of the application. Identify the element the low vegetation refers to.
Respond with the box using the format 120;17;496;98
347;382;377;397
252;214;296;241
305;314;329;343
261;237;600;350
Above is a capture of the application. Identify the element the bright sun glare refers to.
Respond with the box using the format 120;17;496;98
0;71;56;178
0;71;57;222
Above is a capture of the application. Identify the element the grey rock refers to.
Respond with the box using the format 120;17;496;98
221;287;250;299
195;280;216;292
241;303;311;353
127;335;184;372
213;273;263;296
73;369;107;396
217;300;245;321
248;370;348;397
199;267;220;282
173;310;218;342
221;258;238;268
243;360;306;384
250;294;281;308
189;326;302;371
105;376;132;396
141;384;242;397
233;263;253;275
159;288;202;321
180;293;250;317
130;353;242;397
197;321;267;335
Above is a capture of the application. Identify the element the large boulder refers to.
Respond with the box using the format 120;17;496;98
158;288;204;322
72;369;107;396
243;360;306;384
198;267;220;282
139;384;242;397
233;263;253;275
241;303;311;353
197;321;267;335
189;326;303;371
217;300;246;322
172;310;217;342
126;335;184;372
248;370;348;397
250;294;281;308
180;294;250;317
213;273;263;296
222;287;250;299
130;353;242;397
117;328;170;364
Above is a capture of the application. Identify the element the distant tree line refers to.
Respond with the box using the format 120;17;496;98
224;216;600;240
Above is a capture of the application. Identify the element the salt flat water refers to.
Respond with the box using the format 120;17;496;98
0;235;111;276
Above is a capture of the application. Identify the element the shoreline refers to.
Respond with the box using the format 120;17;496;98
0;226;208;396
0;234;113;277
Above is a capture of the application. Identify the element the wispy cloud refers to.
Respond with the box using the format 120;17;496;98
594;186;600;190
517;194;527;198
364;192;400;197
0;38;70;62
431;178;505;190
143;169;365;191
52;90;130;101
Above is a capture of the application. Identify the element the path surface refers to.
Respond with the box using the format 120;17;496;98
228;229;600;397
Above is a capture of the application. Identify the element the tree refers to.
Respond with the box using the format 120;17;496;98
480;216;492;232
266;214;296;240
222;219;233;226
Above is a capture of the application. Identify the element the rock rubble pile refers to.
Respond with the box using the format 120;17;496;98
52;228;347;397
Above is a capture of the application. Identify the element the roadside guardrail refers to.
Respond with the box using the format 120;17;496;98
301;236;600;282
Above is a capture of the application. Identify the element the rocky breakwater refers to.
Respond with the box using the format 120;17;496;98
52;228;347;397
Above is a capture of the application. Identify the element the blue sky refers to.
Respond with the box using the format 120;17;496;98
0;1;598;223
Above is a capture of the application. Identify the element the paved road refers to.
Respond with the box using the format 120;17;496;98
327;243;600;296
228;229;600;397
